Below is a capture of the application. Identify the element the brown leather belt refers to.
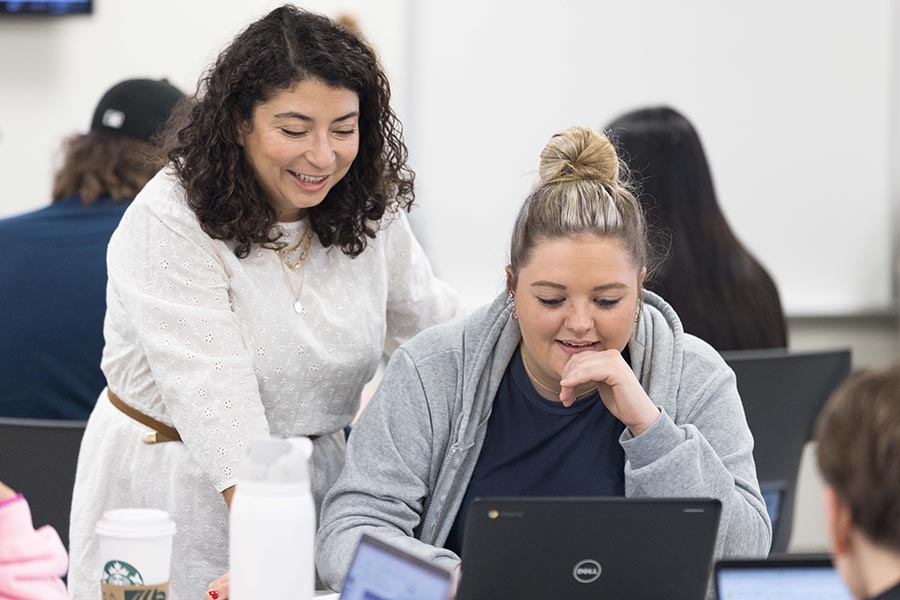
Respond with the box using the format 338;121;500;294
108;389;182;444
108;389;321;444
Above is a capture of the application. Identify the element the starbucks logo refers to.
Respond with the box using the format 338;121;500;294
102;560;144;586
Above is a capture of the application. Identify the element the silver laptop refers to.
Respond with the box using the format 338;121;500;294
339;534;453;600
715;556;853;600
458;497;722;600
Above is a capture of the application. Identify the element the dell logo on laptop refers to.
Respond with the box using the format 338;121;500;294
572;559;602;583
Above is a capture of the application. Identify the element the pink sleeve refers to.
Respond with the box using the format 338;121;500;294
0;495;68;600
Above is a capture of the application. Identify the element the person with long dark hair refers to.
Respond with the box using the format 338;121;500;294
606;107;787;351
67;7;459;599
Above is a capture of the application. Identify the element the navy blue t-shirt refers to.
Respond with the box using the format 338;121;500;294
444;348;627;555
0;196;129;419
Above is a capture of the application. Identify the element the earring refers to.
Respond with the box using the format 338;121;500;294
508;291;519;320
634;309;640;323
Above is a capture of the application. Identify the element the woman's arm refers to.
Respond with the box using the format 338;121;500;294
316;348;460;590
621;359;772;558
105;193;269;495
381;211;463;355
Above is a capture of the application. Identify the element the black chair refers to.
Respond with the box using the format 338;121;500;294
0;417;87;549
720;348;851;555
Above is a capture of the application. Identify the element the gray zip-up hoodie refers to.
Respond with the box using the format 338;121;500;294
316;291;772;590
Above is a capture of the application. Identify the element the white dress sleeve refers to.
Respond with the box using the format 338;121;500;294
381;210;462;354
105;186;269;492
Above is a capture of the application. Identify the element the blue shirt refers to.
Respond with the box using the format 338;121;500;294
444;348;627;555
0;196;129;419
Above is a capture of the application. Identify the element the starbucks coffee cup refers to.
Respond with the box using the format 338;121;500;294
96;508;176;599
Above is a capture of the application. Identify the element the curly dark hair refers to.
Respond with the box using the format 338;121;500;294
165;5;414;258
53;132;166;204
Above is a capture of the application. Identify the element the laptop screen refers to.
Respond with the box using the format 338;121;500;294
339;534;452;600
716;558;852;600
459;497;721;600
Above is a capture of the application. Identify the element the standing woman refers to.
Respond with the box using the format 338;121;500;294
68;6;460;599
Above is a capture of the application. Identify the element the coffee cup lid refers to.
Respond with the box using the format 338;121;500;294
95;508;176;539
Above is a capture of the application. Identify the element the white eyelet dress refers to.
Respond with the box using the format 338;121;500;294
67;169;461;600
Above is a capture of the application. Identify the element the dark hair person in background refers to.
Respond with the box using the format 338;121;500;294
67;7;459;600
0;78;184;419
816;365;900;600
606;107;787;351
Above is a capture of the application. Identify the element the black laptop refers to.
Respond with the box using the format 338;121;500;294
715;555;853;600
457;497;722;600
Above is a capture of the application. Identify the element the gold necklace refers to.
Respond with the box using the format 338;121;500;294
277;225;315;314
276;233;306;260
277;226;314;270
520;347;596;402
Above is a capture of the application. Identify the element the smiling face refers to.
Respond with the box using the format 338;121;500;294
510;234;644;388
238;78;360;221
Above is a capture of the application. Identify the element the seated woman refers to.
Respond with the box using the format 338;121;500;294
816;364;900;600
316;126;772;588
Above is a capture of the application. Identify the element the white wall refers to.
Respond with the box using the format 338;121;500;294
0;0;407;218
408;0;897;316
2;1;897;318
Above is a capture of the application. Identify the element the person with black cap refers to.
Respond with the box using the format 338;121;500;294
0;78;185;420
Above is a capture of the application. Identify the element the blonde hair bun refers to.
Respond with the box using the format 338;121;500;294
538;126;619;186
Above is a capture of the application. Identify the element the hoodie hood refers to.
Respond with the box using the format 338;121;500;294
456;293;521;446
630;290;687;421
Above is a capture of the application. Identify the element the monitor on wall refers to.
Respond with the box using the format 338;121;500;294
0;1;91;15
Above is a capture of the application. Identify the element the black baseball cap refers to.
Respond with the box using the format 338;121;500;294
90;78;185;142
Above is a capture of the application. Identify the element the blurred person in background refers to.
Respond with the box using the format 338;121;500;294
606;107;787;351
0;78;185;419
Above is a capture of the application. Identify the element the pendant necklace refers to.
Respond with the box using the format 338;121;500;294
277;225;314;314
520;347;596;402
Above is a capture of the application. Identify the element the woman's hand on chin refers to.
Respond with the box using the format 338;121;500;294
559;348;660;435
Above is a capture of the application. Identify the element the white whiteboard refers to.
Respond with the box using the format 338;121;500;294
406;0;895;316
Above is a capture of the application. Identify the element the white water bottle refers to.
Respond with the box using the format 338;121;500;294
229;437;315;600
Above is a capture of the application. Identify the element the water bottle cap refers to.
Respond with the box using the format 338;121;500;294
239;437;313;484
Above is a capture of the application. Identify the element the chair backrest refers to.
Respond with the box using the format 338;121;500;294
0;417;87;550
720;348;851;554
